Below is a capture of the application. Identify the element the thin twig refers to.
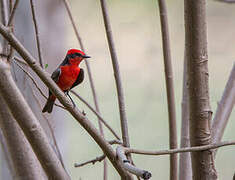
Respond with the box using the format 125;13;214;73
7;0;19;26
6;0;19;63
157;0;178;179
71;90;121;140
75;154;106;168
212;63;235;145
30;0;44;68
14;56;29;66
99;0;131;154
74;139;122;168
124;140;235;156
117;146;152;179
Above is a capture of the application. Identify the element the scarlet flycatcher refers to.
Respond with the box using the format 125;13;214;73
42;49;91;113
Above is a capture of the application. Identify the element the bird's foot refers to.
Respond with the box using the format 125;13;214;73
82;110;86;116
65;91;76;108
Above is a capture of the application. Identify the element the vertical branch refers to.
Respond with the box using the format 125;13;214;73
62;1;108;179
179;54;192;180
157;0;178;179
0;0;8;25
1;0;9;53
99;0;131;151
30;0;44;68
7;0;19;63
184;0;217;179
211;63;235;145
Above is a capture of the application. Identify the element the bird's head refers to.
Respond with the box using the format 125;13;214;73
66;49;91;65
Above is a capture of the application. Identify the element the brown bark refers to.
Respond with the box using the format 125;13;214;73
211;64;235;144
184;0;217;179
99;0;131;151
179;54;192;180
0;61;70;180
0;94;44;180
157;0;178;179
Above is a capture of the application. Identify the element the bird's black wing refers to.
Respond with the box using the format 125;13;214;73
51;68;61;83
70;68;84;90
49;68;61;96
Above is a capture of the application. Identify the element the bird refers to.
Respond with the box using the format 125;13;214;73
42;49;91;113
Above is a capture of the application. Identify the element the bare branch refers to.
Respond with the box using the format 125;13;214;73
0;94;44;180
75;154;106;168
125;140;235;156
30;87;66;170
30;0;44;68
74;139;122;168
14;56;28;66
157;0;178;179
212;64;235;144
185;0;217;178
7;0;19;26
117;146;152;179
1;0;8;25
179;54;192;180
71;90;121;140
0;61;69;180
99;0;131;159
0;23;133;180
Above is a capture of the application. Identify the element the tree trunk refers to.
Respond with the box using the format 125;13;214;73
184;0;217;179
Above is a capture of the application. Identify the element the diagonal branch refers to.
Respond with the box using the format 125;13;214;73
212;63;235;145
71;90;121;140
74;139;122;168
30;0;44;68
0;23;133;180
157;0;178;179
0;94;44;180
75;154;106;168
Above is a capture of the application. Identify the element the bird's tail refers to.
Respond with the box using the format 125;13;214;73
42;96;56;113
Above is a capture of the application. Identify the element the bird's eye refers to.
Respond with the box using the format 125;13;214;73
75;53;82;57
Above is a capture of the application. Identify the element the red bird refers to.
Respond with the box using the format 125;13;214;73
42;49;91;113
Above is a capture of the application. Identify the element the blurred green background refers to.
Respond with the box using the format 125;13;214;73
52;0;235;179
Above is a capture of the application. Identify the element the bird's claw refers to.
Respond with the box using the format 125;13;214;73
65;91;76;108
82;110;86;116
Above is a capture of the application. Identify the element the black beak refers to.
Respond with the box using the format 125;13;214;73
82;55;91;59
